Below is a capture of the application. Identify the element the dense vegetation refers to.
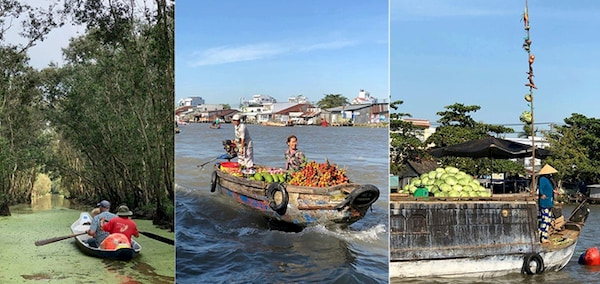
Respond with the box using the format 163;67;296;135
0;0;174;227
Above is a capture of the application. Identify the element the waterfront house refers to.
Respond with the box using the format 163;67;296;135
327;103;389;126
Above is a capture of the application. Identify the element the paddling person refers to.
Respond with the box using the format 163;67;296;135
101;205;139;247
85;200;116;248
285;135;307;172
538;164;558;244
91;208;101;217
232;114;254;169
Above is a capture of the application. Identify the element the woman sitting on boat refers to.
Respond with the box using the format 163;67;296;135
285;135;307;172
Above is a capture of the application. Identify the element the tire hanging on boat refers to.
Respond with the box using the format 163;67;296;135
210;171;219;192
334;184;380;211
266;182;288;215
522;252;544;275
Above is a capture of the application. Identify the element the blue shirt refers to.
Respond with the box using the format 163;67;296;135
89;211;116;244
539;176;554;209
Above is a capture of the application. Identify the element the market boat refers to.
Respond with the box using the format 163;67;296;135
70;212;142;260
389;0;589;278
210;163;380;227
389;192;588;278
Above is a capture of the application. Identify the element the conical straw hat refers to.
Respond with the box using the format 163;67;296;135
538;164;558;175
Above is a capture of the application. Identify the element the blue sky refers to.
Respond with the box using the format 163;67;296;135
175;0;388;108
391;0;600;133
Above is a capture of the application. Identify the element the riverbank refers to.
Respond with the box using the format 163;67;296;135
0;203;174;283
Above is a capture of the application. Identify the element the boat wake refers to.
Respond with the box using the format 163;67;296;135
303;223;386;243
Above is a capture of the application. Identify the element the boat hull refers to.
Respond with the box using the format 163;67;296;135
213;167;379;226
71;212;142;260
389;195;585;278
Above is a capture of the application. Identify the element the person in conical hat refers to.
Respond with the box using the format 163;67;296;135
538;164;558;244
538;164;558;175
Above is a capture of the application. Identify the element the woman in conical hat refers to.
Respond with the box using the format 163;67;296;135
538;164;558;243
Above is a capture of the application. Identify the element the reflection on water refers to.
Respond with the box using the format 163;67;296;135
10;194;71;214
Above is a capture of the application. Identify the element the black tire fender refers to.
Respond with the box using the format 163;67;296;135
265;182;288;215
334;184;380;211
210;171;218;193
522;252;545;275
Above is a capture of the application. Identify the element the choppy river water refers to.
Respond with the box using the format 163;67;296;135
175;123;389;283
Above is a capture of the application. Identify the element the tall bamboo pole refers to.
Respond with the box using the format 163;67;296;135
523;0;537;195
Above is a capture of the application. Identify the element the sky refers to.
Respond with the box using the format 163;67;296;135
391;0;600;134
175;0;388;108
4;1;85;70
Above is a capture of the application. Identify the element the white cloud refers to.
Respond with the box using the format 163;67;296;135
299;40;357;52
189;39;359;67
190;43;287;66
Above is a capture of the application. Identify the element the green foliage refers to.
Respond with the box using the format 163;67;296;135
426;103;520;177
0;47;53;205
40;0;174;223
545;114;600;184
389;100;428;175
317;94;348;109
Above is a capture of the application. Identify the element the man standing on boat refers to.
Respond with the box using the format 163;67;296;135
232;114;254;169
85;200;116;248
538;164;558;243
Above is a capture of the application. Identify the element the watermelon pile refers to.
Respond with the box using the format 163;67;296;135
400;166;492;198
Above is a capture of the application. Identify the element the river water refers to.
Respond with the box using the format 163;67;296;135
175;123;389;283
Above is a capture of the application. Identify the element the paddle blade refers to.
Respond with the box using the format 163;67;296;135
34;232;86;246
139;231;174;245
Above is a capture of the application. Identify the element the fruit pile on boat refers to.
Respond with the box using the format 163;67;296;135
218;160;350;188
249;167;287;183
400;166;492;198
288;160;349;187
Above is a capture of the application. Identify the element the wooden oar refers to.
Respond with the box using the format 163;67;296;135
35;232;87;246
139;231;174;245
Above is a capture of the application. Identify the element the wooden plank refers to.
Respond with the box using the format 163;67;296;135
297;204;336;210
390;193;536;202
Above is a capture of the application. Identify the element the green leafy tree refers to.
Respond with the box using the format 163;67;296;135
427;103;520;177
389;100;428;175
0;1;62;214
545;114;600;184
317;93;348;109
43;0;174;225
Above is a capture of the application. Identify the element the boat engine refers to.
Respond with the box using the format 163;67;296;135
222;140;238;160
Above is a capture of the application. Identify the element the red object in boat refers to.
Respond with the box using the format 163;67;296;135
220;161;239;168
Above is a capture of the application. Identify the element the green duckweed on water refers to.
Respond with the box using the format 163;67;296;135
0;197;174;284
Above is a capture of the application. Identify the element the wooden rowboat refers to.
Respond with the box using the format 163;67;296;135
210;165;380;227
70;212;142;260
389;193;589;278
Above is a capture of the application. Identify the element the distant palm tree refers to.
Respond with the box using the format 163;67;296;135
317;94;348;109
518;124;537;138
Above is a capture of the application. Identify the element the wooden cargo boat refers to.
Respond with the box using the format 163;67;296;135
70;212;142;260
389;193;589;278
210;164;380;226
